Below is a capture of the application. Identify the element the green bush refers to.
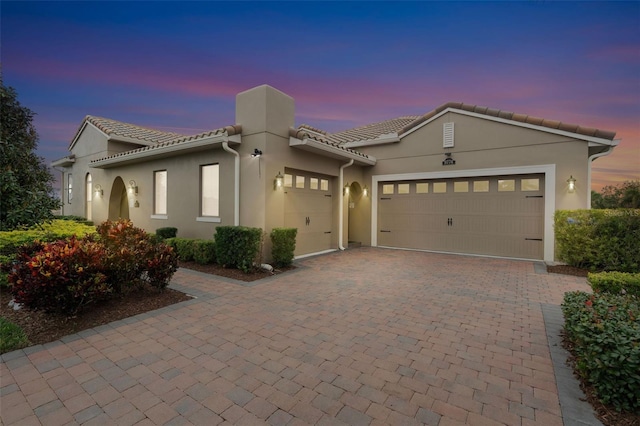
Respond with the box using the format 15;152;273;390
0;317;29;353
173;238;195;261
588;271;640;297
271;228;297;267
193;240;216;265
562;291;640;412
0;219;96;257
555;209;640;272
156;227;178;240
215;226;262;273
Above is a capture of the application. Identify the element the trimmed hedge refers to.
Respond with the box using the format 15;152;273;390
554;209;640;272
0;219;96;256
271;228;297;267
562;291;640;413
215;226;262;273
156;227;178;240
193;240;216;265
588;271;640;297
173;238;195;261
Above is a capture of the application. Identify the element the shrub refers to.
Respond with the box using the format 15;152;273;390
173;238;195;261
156;227;178;240
555;209;640;272
270;228;297;267
193;240;216;265
215;226;262;273
9;236;110;314
588;271;640;297
562;291;640;412
96;220;177;292
0;219;96;257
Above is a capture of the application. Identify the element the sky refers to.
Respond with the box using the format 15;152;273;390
2;1;639;191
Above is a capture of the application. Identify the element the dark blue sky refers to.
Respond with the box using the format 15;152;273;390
3;1;639;188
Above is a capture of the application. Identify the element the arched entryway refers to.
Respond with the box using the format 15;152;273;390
108;176;129;220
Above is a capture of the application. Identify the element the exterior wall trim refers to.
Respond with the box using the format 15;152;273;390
399;108;616;146
370;164;556;262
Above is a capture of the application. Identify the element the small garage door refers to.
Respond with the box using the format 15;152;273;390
284;170;333;256
378;174;544;259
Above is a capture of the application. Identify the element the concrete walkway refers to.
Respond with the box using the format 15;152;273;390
1;248;597;425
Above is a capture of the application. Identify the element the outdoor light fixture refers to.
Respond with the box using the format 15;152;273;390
363;185;368;197
274;171;283;190
251;148;263;157
94;184;103;197
344;183;350;196
128;180;138;195
567;175;576;193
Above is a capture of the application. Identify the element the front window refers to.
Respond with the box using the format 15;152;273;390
85;174;92;220
201;164;219;217
67;174;73;203
154;170;167;215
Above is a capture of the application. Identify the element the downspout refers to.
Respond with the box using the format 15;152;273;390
587;145;616;208
222;142;240;225
339;159;354;250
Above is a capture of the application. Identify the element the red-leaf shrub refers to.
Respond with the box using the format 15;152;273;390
9;236;109;314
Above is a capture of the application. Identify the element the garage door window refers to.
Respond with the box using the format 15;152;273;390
498;179;515;192
454;182;469;192
296;176;305;189
416;183;429;193
473;181;489;192
284;174;293;188
433;182;447;193
321;179;329;191
521;178;540;191
398;183;410;194
310;178;319;190
383;184;394;194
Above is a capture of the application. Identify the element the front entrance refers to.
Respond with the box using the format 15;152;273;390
108;176;130;221
377;174;544;259
283;169;333;256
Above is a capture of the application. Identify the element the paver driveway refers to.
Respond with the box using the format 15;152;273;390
1;248;593;425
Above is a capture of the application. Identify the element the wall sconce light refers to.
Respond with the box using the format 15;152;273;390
251;148;263;157
274;171;283;190
128;180;138;195
567;175;576;193
344;183;350;196
94;184;103;197
363;185;368;197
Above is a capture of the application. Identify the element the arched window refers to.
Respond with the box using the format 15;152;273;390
85;173;92;220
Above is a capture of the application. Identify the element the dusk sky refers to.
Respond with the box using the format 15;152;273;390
2;1;639;191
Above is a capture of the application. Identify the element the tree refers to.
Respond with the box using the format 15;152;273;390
0;82;60;230
592;180;640;209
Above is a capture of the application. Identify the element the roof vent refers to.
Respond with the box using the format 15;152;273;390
443;122;454;148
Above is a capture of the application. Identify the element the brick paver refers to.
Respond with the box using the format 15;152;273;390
1;248;594;424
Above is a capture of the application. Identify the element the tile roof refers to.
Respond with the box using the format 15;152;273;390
84;116;187;144
324;116;421;144
399;102;617;141
289;128;374;161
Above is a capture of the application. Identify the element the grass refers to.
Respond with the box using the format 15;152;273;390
0;316;29;353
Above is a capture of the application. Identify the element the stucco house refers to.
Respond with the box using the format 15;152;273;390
52;85;618;262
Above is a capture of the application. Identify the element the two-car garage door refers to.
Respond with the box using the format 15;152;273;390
378;174;544;259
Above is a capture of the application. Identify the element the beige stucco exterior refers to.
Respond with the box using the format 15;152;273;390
55;85;617;262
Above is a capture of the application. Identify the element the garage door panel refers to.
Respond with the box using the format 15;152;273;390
378;175;544;259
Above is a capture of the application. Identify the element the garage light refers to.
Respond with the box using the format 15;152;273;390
94;184;103;197
363;185;368;197
344;183;350;196
274;171;284;190
567;176;576;193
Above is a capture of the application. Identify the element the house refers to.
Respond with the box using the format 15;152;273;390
52;85;618;262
